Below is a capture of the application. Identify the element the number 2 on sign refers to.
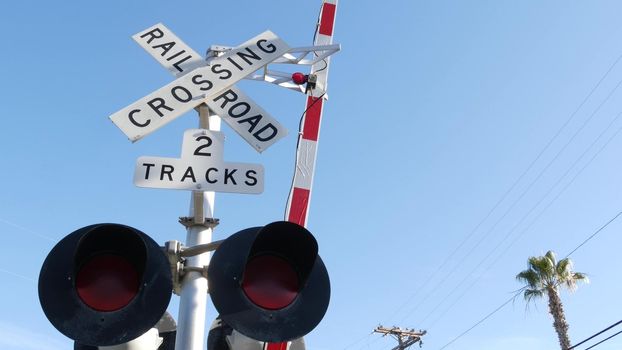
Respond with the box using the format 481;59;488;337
181;129;224;161
194;136;212;157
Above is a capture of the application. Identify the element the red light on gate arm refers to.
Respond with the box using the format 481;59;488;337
292;72;308;85
76;254;140;312
242;255;300;310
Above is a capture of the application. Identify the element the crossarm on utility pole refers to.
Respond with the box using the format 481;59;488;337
374;326;427;350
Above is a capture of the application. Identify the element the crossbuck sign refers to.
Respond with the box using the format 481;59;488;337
110;26;289;153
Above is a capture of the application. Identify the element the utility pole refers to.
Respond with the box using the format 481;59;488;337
374;326;426;350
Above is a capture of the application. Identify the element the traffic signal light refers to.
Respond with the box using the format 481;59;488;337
207;221;330;343
38;223;173;347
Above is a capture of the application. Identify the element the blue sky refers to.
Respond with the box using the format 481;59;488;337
1;1;622;350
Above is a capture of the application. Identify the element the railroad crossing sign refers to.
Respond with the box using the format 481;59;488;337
109;28;289;150
127;23;289;153
135;129;263;193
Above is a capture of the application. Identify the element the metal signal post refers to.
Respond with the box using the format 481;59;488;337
176;104;220;350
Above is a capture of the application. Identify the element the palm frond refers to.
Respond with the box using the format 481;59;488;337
564;272;589;292
523;288;545;304
528;255;555;284
573;272;589;282
556;258;572;276
555;258;573;286
545;250;558;266
516;269;542;290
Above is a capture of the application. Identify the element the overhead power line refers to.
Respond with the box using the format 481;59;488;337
565;211;622;258
437;294;518;350
387;49;622;327
405;47;622;329
0;218;56;242
584;329;622;350
0;218;56;283
341;332;374;350
569;319;622;349
0;268;35;283
344;47;622;350
419;108;622;327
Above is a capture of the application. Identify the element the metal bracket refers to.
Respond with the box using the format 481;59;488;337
164;240;184;295
206;45;233;59
164;238;224;295
180;240;223;258
184;266;209;279
205;44;341;93
178;216;220;228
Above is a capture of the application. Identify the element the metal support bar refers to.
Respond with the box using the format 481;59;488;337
164;238;223;294
164;240;183;295
180;240;223;258
184;266;209;279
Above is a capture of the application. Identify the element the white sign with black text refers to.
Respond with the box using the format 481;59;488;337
134;129;264;194
132;23;205;77
129;23;288;152
110;30;289;143
206;86;287;152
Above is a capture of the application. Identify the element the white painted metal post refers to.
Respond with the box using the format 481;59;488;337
175;104;221;350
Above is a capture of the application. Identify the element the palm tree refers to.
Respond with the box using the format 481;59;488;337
516;250;588;350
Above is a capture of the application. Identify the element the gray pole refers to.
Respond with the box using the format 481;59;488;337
175;104;220;350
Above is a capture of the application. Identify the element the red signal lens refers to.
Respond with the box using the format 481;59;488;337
242;255;299;310
292;72;308;85
76;254;140;312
